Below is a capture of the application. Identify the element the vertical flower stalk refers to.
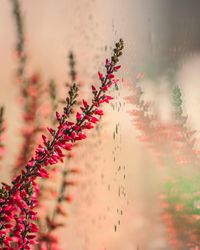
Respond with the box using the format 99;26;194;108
0;39;124;250
10;0;45;176
172;85;199;166
37;83;79;250
0;107;6;161
38;52;83;250
49;80;58;127
126;76;173;167
161;174;200;250
10;0;26;80
68;51;77;84
126;76;200;249
159;85;200;250
13;74;44;176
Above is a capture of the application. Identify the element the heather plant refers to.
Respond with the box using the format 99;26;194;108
37;52;82;250
126;75;175;168
171;85;199;166
49;80;58;127
11;0;45;176
126;74;200;249
13;73;44;176
161;174;200;250
126;74;200;171
159;84;200;250
0;39;124;249
0;107;6;161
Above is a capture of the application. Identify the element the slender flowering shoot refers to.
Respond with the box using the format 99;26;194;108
13;74;44;176
49;80;58;126
158;85;200;249
0;39;124;249
10;0;26;79
68;51;77;84
38;52;81;250
0;107;5;161
11;0;45;176
161;174;200;250
38;165;79;250
171;85;199;166
125;75;174;167
125;76;200;248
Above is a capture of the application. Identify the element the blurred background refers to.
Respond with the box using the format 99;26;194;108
1;0;200;249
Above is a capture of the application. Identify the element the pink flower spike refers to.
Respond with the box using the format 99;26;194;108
83;99;89;108
108;74;115;79
102;85;108;92
98;71;104;80
65;195;73;203
42;135;48;146
71;131;76;140
105;58;110;66
0;39;124;249
56;111;61;121
85;122;94;129
27;159;36;167
38;168;49;178
93;101;99;107
103;95;114;103
114;65;121;71
77;132;87;140
92;85;97;92
63;143;72;151
47;127;55;135
90;116;99;124
95;109;104;116
112;79;119;84
76;112;83;120
29;223;39;233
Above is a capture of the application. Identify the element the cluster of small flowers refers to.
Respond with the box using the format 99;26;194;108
0;39;124;249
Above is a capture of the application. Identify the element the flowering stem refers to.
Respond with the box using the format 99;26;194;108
0;39;124;249
11;0;44;176
10;0;26;84
0;107;5;161
38;52;81;250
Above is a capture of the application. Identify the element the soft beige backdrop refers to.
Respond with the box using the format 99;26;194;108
1;1;200;249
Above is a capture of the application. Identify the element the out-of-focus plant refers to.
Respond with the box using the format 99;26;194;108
161;174;200;250
160;85;200;250
126;75;200;249
171;85;199;166
126;74;174;167
10;0;26;80
0;39;124;249
13;73;44;177
11;0;45;177
37;52;82;250
0;107;6;162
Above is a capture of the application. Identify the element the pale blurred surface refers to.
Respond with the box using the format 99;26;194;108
1;1;200;249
